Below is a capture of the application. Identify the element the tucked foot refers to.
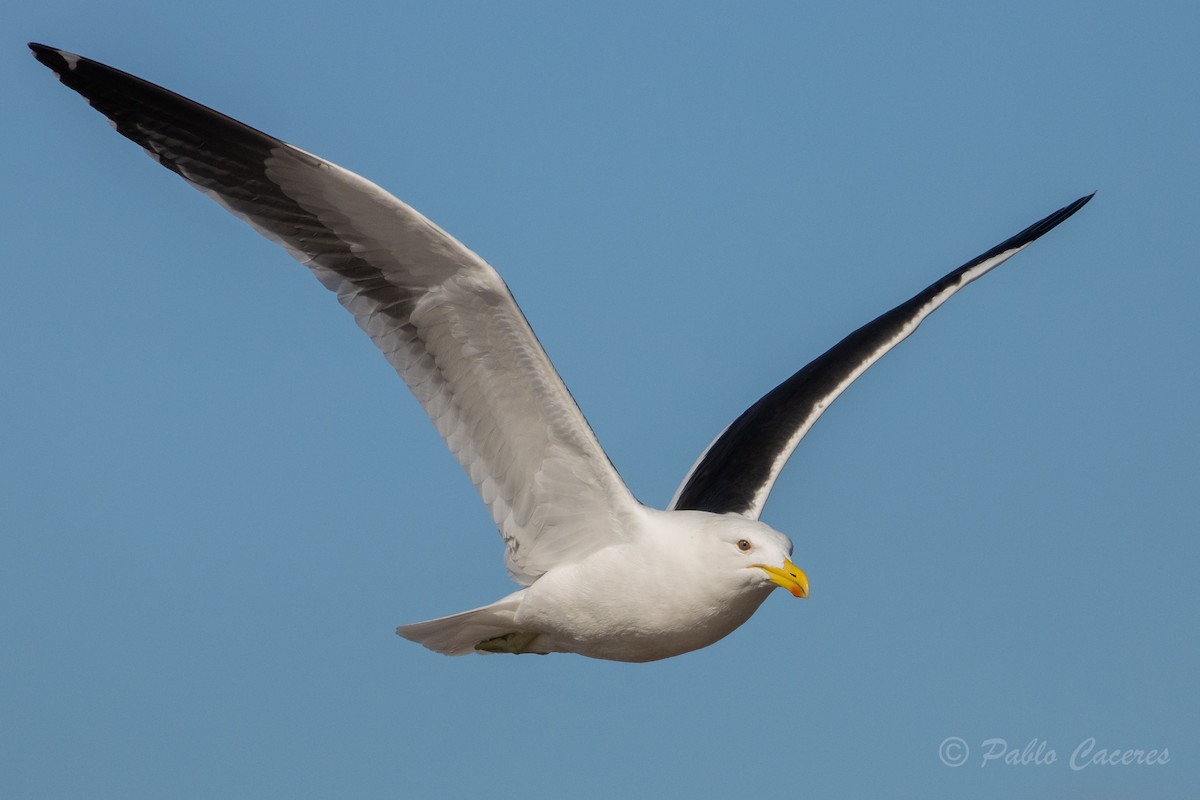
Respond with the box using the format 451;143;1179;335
475;631;546;654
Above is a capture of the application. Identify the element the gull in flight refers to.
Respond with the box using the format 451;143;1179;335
31;43;1092;662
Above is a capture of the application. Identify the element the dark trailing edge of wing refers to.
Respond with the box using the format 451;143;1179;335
671;192;1094;516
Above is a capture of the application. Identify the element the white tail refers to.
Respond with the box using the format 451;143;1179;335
395;591;543;656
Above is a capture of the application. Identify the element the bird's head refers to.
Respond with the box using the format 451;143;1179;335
702;515;809;599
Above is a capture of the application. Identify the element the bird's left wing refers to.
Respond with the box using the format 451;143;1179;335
31;44;642;584
670;193;1093;519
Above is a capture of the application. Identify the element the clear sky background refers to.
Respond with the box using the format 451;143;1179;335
3;2;1197;798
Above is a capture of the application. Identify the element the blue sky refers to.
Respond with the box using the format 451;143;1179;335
3;2;1197;798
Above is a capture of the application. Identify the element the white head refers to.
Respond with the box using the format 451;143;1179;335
665;511;809;600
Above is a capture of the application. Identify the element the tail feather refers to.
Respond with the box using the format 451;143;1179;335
396;591;532;656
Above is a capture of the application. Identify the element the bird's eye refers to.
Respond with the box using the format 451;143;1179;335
736;539;752;552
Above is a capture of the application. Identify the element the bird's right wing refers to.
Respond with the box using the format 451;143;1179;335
32;44;642;584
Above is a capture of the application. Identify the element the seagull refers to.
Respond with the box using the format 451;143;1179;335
31;43;1092;662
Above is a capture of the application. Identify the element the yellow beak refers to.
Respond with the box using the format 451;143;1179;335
756;559;809;598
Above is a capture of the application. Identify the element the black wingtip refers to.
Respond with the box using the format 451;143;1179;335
1046;193;1094;225
968;190;1094;267
1043;190;1095;233
1070;191;1099;211
29;43;73;75
1041;191;1094;233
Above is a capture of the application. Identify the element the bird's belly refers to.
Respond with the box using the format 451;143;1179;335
514;556;772;663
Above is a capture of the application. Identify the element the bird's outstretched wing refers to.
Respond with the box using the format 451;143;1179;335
31;43;641;584
670;193;1093;518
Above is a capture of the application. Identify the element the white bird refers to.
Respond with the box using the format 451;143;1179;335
31;43;1091;662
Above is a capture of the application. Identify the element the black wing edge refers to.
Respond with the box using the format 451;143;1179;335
29;43;299;181
28;43;364;276
671;192;1094;516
